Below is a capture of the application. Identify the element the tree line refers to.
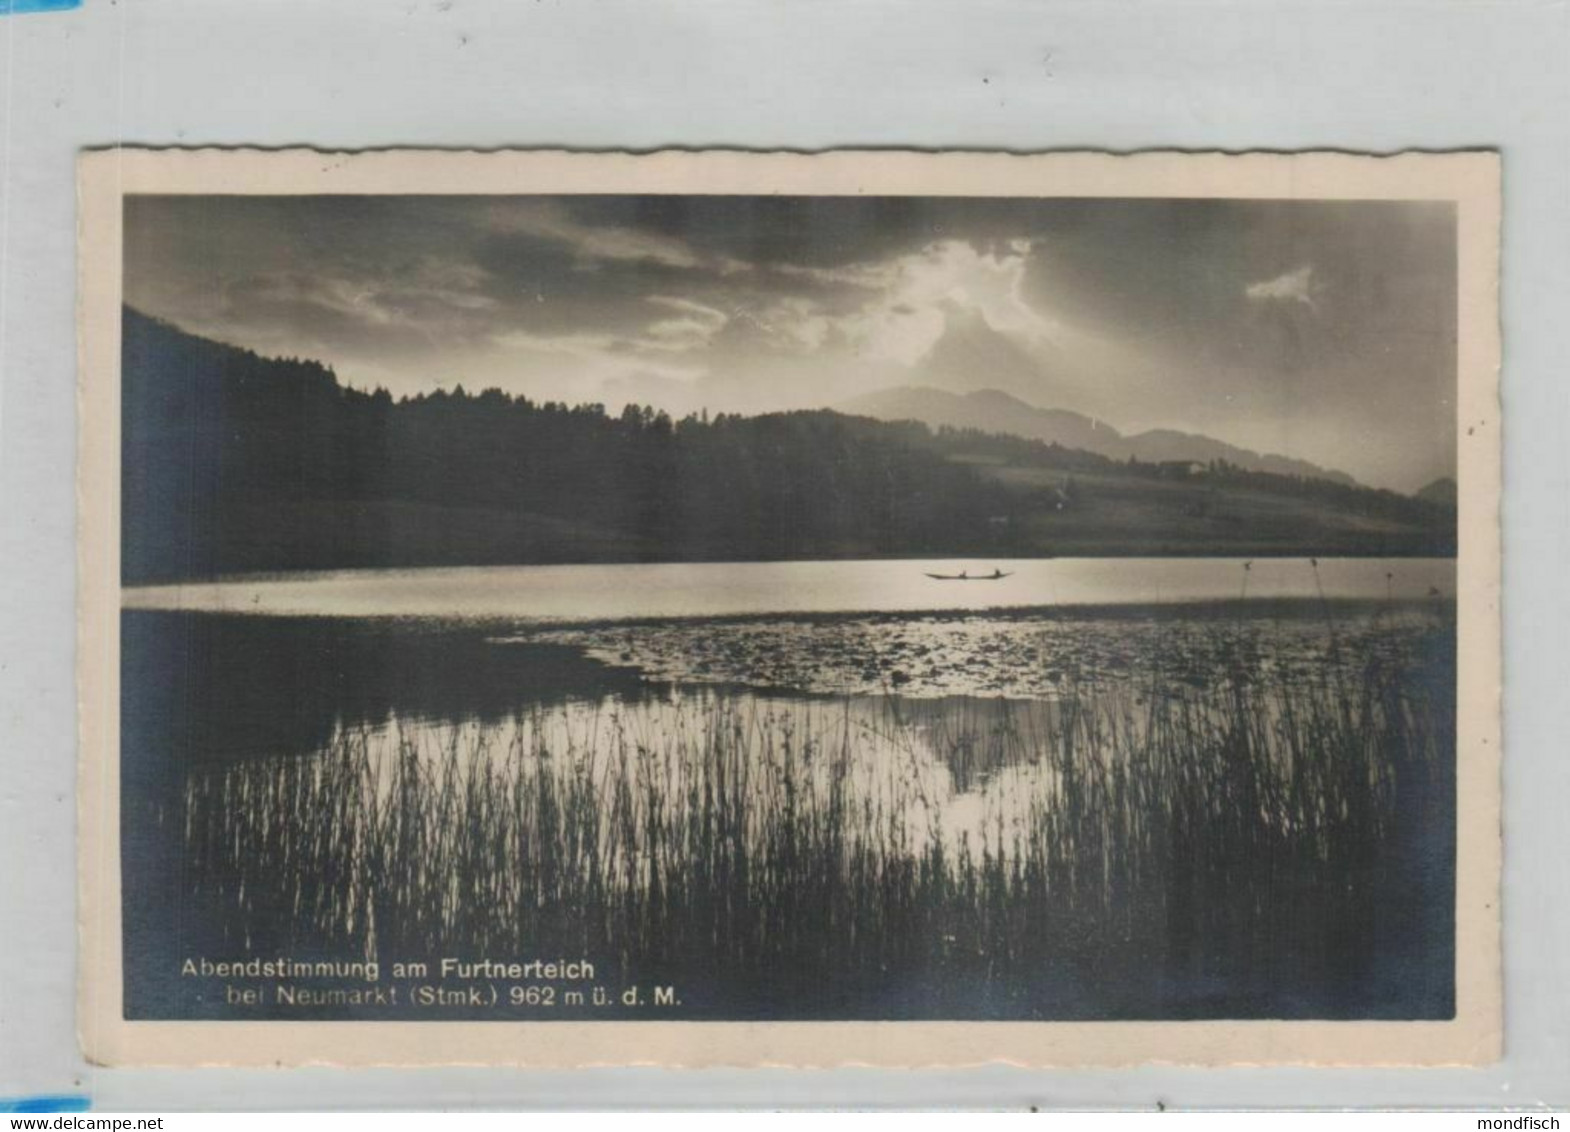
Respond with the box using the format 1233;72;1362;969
122;308;1013;582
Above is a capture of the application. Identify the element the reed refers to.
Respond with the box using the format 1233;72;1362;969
176;618;1455;1019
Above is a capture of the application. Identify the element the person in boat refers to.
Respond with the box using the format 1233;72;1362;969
958;569;968;579
991;568;1004;579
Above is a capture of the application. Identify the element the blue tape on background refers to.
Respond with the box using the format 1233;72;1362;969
0;1097;93;1114
0;0;83;14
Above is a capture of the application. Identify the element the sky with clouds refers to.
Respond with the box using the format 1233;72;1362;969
123;194;1457;492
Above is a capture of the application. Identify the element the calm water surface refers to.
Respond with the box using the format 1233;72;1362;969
123;557;1456;621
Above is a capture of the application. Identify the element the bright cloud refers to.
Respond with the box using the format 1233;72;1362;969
779;239;1058;366
485;200;752;275
640;296;729;352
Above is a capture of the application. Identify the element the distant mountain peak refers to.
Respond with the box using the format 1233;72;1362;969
914;305;1061;404
840;383;1360;488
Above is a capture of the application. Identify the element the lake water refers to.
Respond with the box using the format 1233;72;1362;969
122;556;1455;622
119;557;1458;1022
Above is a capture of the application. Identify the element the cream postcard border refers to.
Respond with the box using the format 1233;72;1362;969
76;148;1502;1068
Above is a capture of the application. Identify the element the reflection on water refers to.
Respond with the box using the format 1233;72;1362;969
530;604;1445;700
120;612;657;765
122;592;1457;1022
122;557;1456;622
187;691;1073;865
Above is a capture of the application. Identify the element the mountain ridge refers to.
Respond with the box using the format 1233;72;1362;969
841;385;1362;489
1415;477;1458;506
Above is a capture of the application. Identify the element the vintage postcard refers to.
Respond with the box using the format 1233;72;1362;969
77;149;1501;1067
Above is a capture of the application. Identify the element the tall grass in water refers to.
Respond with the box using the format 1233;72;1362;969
180;620;1455;1019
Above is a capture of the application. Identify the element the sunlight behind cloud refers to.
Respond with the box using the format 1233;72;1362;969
825;239;1059;365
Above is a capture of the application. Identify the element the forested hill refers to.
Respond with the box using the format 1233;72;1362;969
121;308;1456;584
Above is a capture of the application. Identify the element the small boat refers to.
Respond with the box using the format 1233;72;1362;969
924;570;1012;581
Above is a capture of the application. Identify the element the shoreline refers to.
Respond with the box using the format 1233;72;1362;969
119;594;1456;633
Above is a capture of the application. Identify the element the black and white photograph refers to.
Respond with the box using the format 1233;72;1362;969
76;150;1501;1066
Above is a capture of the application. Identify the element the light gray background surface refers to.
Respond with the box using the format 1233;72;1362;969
1;0;1565;1111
